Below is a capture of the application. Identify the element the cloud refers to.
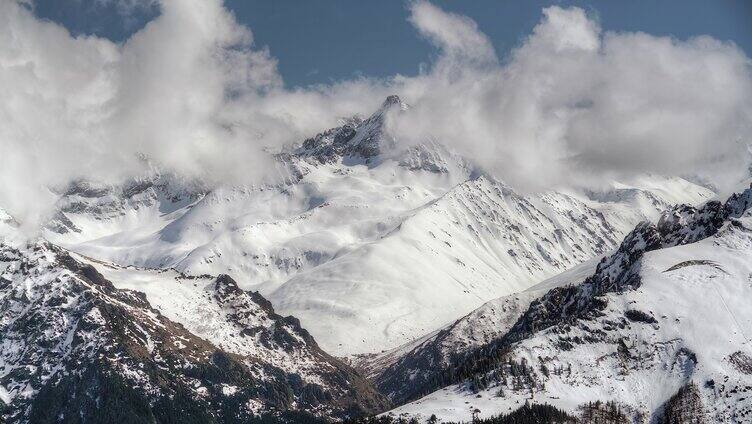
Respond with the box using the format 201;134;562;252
0;0;382;231
108;0;283;181
1;0;751;232
390;3;752;192
408;0;497;68
0;0;120;228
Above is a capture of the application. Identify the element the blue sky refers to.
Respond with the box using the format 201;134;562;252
31;0;752;88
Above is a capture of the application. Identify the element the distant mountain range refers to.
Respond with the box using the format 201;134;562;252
2;97;749;423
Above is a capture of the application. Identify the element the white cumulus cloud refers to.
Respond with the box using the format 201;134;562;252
1;0;751;232
391;3;752;192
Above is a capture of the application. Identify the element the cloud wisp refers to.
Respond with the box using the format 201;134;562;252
1;0;751;230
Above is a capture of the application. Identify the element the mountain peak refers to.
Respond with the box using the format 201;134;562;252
380;94;407;112
383;94;401;107
296;95;408;162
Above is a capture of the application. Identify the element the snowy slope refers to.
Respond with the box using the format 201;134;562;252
0;239;387;422
385;188;752;422
45;171;206;243
46;172;712;356
357;257;602;404
270;175;714;355
89;260;349;387
43;97;714;356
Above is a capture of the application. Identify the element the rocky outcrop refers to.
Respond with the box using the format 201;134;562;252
296;96;407;164
0;242;388;423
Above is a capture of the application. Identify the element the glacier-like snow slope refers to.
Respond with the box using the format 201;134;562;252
43;98;714;355
386;190;752;422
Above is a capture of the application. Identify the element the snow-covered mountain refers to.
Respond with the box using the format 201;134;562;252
0;240;387;422
42;97;714;357
380;187;752;422
2;95;738;423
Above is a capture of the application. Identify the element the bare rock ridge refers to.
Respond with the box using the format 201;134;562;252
296;95;407;163
0;243;387;423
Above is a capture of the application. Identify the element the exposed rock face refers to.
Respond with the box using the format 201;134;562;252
0;242;388;423
296;95;407;164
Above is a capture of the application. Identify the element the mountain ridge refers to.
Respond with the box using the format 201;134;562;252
0;241;388;422
381;187;752;422
40;106;714;354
